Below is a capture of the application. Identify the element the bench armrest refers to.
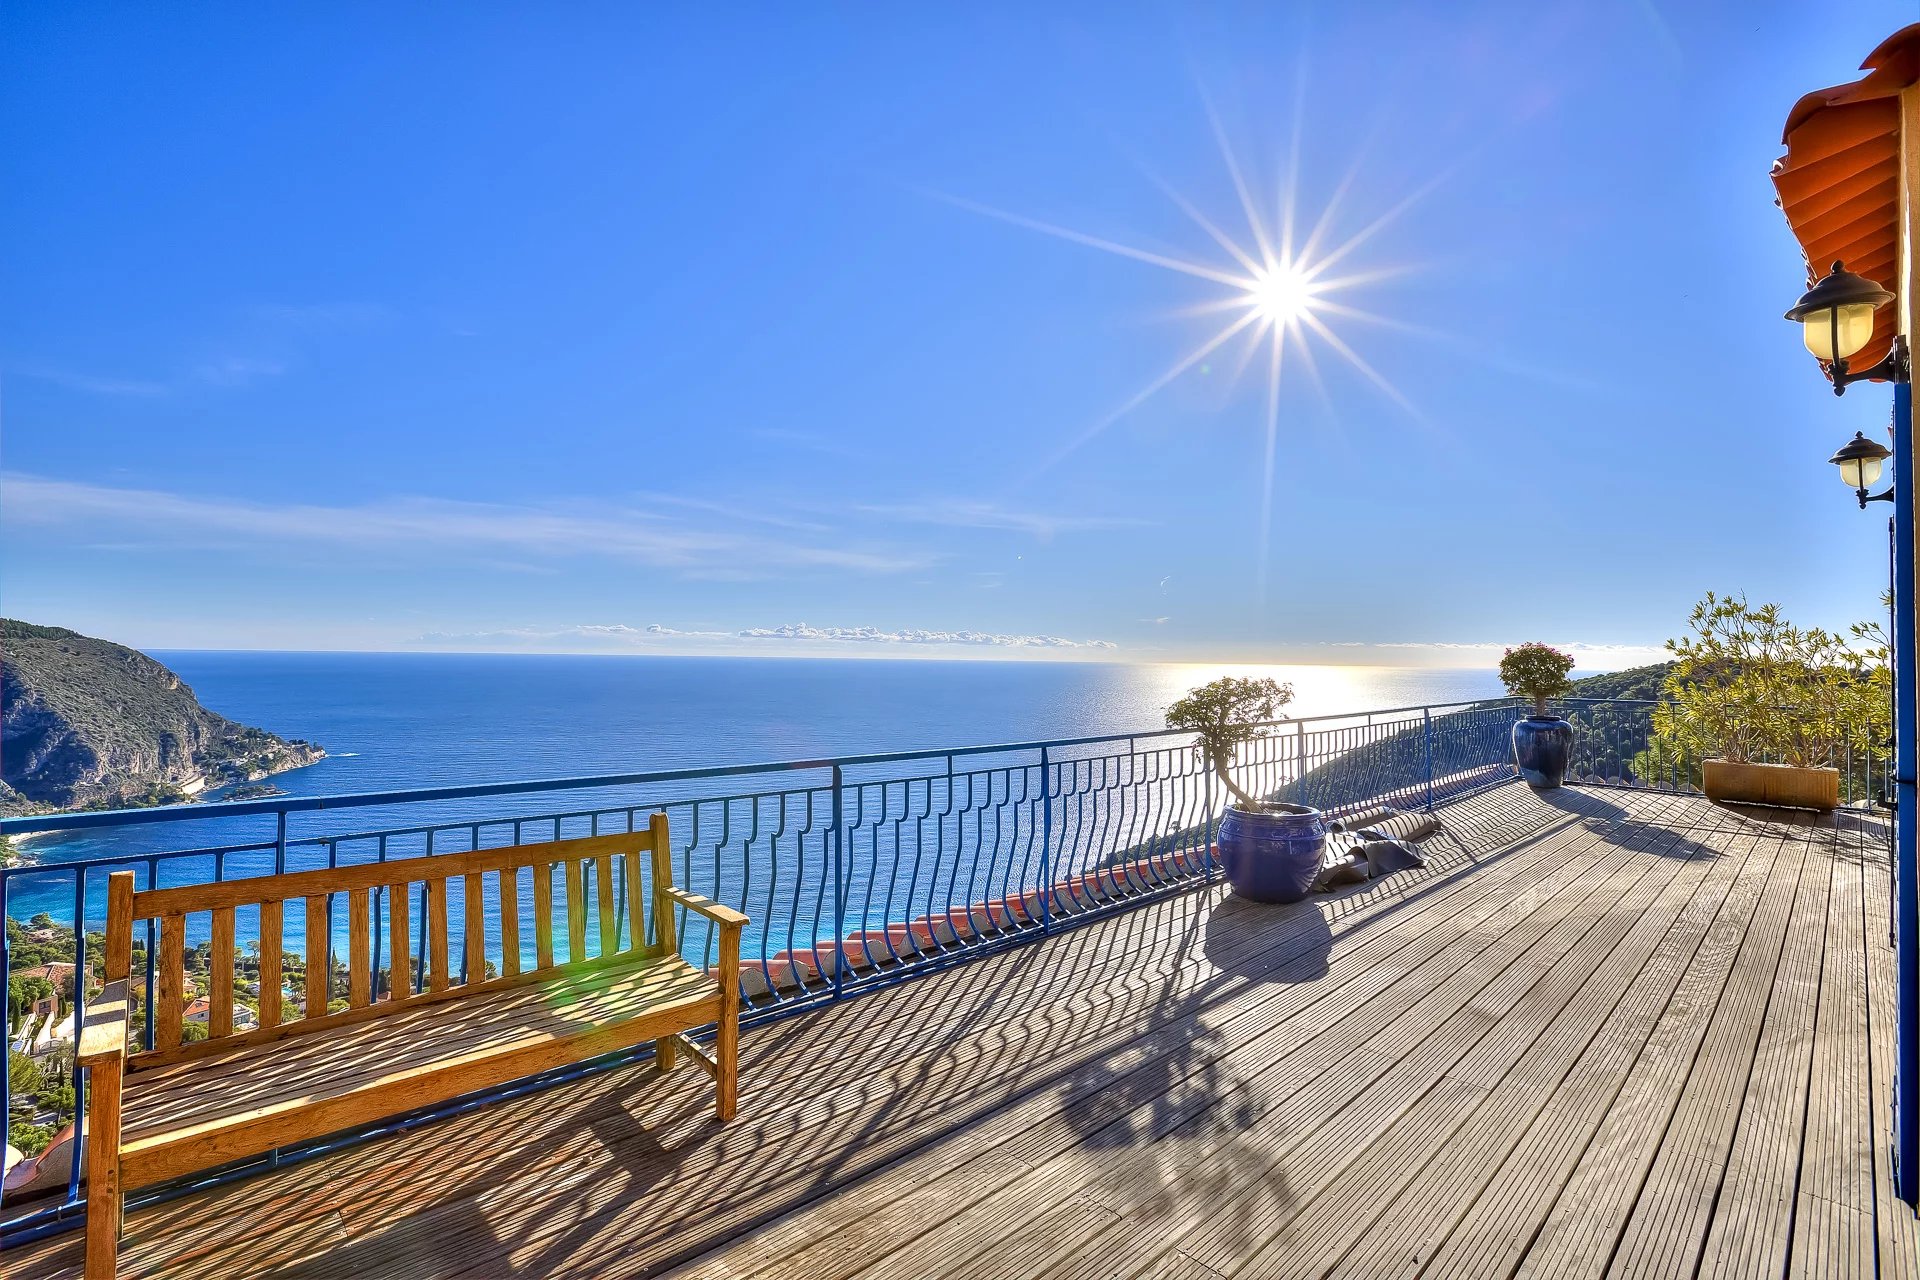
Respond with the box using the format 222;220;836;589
660;886;749;929
77;979;131;1066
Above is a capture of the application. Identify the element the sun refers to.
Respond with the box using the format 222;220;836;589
932;93;1442;594
1247;263;1315;324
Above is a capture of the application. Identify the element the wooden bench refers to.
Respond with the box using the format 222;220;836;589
76;813;745;1279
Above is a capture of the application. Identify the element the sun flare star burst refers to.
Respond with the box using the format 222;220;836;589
941;102;1439;596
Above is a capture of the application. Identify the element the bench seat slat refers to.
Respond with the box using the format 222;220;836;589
117;952;719;1188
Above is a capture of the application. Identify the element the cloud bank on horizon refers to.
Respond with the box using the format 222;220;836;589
415;622;1120;651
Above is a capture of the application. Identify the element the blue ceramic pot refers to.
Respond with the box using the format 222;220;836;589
1512;716;1572;789
1218;802;1327;904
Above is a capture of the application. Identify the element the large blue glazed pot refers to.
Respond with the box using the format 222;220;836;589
1218;802;1327;904
1512;715;1573;789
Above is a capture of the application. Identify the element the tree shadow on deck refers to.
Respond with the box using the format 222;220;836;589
1535;786;1730;860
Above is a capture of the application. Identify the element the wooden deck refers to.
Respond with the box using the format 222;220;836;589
8;784;1916;1279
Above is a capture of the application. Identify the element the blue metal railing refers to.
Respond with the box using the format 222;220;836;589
0;693;1886;1238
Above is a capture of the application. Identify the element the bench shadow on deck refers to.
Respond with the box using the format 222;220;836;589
8;783;1915;1279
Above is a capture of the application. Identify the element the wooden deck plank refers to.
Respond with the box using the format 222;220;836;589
6;786;1901;1280
1697;825;1834;1279
1403;821;1781;1280
660;809;1627;1280
1603;813;1819;1280
1512;811;1816;1280
1788;841;1877;1279
759;808;1674;1280
1153;813;1698;1279
1237;822;1754;1280
1859;823;1920;1280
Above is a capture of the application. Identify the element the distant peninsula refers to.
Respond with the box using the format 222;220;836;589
0;619;325;818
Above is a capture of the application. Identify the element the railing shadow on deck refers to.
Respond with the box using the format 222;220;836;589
2;695;1889;1255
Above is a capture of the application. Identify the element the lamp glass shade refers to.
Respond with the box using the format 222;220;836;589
1800;302;1879;361
1837;452;1885;491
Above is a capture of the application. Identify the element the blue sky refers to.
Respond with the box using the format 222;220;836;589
2;1;1911;667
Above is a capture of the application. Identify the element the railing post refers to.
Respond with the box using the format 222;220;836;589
1039;746;1052;935
1204;755;1216;879
1292;721;1306;805
830;764;845;1001
1423;707;1436;812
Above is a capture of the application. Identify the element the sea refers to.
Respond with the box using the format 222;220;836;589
5;653;1507;951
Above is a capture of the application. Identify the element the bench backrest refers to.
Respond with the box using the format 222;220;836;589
105;812;680;1067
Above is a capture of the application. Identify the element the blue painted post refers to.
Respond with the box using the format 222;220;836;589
830;765;845;1001
1039;747;1052;935
1;877;8;1181
67;871;87;1204
371;836;385;997
1893;374;1918;1205
1423;708;1436;812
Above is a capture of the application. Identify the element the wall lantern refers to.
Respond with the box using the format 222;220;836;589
1785;261;1901;394
1829;431;1894;507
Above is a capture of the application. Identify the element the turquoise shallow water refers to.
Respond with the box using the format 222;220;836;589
4;654;1506;947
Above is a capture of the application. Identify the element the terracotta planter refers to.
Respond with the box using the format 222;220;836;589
1701;759;1839;811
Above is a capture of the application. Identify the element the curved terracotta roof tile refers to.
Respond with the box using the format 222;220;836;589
1773;23;1919;383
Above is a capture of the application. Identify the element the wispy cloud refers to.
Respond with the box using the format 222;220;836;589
1;473;933;576
417;621;1118;651
857;499;1148;539
1321;639;1667;666
748;427;862;460
737;623;1116;649
9;366;171;397
245;301;393;330
628;492;832;534
192;356;288;388
1360;640;1658;655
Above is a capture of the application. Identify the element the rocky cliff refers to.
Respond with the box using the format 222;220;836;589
0;620;324;813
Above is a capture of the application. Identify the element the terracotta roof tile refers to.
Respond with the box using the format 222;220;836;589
1772;24;1919;383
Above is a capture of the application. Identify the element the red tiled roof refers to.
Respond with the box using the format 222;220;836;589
1772;24;1920;384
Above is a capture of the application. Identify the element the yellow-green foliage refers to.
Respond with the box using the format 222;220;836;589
1649;592;1889;772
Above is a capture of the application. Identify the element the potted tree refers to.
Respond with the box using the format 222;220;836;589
1500;643;1575;789
1166;676;1325;904
1650;592;1887;810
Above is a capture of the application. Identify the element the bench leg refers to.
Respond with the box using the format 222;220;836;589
715;994;739;1123
655;1035;677;1074
84;1057;125;1280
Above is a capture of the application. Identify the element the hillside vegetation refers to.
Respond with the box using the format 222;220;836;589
1;620;323;814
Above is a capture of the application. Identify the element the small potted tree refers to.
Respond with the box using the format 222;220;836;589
1650;592;1886;810
1166;676;1325;903
1500;643;1575;789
